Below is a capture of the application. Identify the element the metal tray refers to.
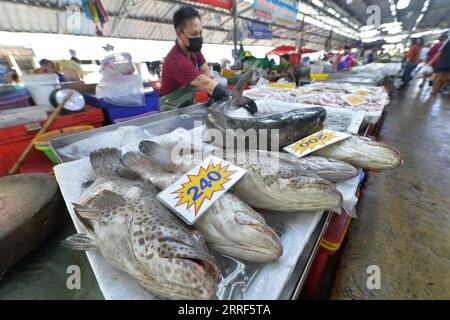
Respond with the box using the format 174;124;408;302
49;103;331;299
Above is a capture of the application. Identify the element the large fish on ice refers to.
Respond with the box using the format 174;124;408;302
120;150;283;263
206;71;327;149
63;148;219;300
138;141;343;213
312;135;402;170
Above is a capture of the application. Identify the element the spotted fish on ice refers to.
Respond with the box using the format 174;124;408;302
63;148;219;300
120;150;283;263
137;141;343;212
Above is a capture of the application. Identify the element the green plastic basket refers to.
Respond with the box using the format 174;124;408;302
35;145;59;164
32;125;94;164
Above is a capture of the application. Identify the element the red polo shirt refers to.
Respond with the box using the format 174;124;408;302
159;41;206;97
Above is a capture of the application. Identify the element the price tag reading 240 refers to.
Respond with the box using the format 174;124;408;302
157;156;247;225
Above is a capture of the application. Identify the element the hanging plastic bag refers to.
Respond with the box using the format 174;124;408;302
96;52;145;107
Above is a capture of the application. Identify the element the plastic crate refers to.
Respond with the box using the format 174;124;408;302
83;90;159;124
0;89;32;110
301;212;352;298
195;91;209;104
0;105;104;176
18;154;55;175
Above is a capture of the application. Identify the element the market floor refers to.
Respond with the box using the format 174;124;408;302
330;81;450;299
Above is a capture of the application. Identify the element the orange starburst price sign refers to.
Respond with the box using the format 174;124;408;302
283;129;351;158
157;156;246;225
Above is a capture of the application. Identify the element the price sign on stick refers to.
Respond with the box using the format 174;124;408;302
157;156;246;225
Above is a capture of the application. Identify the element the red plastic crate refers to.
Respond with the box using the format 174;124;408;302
19;153;55;175
301;212;352;298
195;91;209;103
0;105;104;176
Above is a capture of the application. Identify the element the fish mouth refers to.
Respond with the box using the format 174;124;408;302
247;224;283;258
180;257;220;281
249;224;281;244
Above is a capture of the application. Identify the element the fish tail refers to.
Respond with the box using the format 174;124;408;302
231;71;253;101
62;233;97;251
90;148;122;177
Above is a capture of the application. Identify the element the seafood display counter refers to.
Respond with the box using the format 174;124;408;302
48;103;349;300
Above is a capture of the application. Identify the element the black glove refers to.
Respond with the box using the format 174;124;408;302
236;96;258;115
206;84;229;107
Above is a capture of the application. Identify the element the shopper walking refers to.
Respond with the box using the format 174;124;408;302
420;34;448;87
401;38;422;87
427;35;450;95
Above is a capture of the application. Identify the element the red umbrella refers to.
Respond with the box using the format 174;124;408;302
266;46;317;56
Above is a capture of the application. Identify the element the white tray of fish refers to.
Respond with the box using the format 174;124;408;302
53;126;363;300
244;83;388;124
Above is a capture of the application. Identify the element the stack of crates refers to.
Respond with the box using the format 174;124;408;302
0;106;104;176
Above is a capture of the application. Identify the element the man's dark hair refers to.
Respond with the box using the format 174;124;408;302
39;58;52;66
173;6;201;30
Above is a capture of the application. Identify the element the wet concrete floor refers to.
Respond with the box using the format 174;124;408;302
330;81;450;299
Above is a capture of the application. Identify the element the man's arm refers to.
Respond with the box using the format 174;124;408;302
190;74;219;95
199;63;213;78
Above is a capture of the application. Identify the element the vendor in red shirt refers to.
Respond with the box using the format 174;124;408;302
159;6;256;113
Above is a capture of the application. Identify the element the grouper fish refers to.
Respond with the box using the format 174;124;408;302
206;71;327;149
119;150;283;263
312;135;402;171
276;153;359;183
63;148;219;300
137;140;343;213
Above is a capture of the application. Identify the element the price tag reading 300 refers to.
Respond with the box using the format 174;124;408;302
157;156;247;225
283;129;351;158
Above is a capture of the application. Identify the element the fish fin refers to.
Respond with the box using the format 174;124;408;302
230;71;253;102
121;151;152;172
89;148;122;177
62;233;97;251
73;190;126;221
138;140;162;156
139;140;177;172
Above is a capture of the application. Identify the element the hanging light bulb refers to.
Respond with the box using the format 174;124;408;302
396;0;410;10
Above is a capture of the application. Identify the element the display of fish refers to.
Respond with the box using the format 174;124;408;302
63;148;219;300
312;135;402;170
138;141;343;213
276;153;359;183
120;151;283;263
206;71;327;149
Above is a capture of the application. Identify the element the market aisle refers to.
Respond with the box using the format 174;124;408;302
330;82;450;299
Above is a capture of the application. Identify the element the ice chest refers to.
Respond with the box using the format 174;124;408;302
83;90;159;124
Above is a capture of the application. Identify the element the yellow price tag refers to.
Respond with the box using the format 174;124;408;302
267;83;296;89
342;94;366;107
355;89;370;97
157;156;246;225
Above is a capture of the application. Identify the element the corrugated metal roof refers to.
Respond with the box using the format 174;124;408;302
0;0;355;50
